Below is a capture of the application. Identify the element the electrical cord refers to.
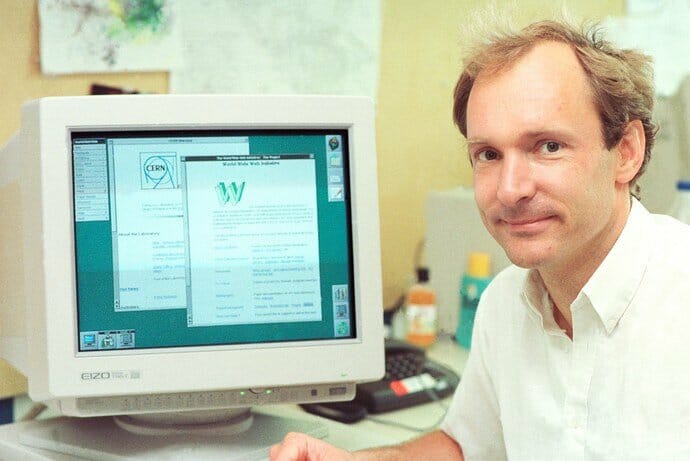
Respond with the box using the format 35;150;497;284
20;403;47;422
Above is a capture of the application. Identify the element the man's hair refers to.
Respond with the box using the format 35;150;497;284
453;19;657;198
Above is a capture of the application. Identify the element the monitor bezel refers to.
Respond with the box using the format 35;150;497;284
20;95;383;403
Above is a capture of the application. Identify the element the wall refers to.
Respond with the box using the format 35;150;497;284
0;0;623;398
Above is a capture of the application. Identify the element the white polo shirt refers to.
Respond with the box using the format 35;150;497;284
441;199;690;460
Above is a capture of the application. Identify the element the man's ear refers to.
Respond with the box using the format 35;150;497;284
614;119;645;185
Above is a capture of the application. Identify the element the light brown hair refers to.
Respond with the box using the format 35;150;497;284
453;20;657;198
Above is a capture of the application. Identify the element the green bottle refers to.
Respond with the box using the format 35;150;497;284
456;252;492;349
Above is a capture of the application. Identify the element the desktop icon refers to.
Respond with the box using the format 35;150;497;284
100;334;116;349
118;331;135;348
335;320;351;337
334;304;349;319
332;285;349;302
81;333;98;350
329;153;342;168
329;186;344;201
328;136;341;151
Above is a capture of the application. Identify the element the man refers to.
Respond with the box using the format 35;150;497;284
270;19;690;461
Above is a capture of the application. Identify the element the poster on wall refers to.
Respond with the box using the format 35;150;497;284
38;0;182;74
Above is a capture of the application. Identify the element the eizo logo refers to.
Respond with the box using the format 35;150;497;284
216;181;246;205
81;372;110;380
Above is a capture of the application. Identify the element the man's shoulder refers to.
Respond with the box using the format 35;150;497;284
650;212;690;235
473;265;533;353
479;265;528;313
649;213;690;269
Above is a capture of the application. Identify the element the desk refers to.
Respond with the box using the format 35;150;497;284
266;336;469;450
0;337;468;459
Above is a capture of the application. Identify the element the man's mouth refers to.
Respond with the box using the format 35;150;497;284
499;215;555;234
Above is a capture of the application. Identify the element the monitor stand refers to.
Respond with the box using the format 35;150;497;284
12;409;328;460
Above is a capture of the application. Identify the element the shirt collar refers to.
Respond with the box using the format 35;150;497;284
522;198;652;335
523;270;562;336
580;198;651;334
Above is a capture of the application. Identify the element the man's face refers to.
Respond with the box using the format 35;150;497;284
467;41;627;273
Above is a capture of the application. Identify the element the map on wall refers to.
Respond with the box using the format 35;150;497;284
38;0;182;74
169;0;381;98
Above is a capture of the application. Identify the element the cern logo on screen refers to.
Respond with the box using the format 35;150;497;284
140;154;177;189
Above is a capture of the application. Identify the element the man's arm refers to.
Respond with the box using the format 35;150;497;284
270;429;463;461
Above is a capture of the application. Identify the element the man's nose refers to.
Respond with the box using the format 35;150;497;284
496;152;536;206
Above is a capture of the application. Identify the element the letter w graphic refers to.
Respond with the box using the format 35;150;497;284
216;181;246;205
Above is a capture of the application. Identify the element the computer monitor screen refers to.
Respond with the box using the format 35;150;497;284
73;129;355;352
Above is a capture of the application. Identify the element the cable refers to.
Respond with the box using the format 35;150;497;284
19;403;47;422
365;405;447;433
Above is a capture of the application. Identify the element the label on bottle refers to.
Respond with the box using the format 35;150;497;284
405;303;437;336
457;274;492;349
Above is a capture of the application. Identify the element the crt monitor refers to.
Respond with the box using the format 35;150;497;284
0;95;384;457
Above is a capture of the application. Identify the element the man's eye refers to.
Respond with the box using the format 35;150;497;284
476;150;499;161
540;141;561;153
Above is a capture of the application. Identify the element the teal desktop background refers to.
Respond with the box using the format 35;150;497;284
74;130;354;350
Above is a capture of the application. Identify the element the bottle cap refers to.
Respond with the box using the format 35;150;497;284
416;267;430;283
467;252;491;278
677;180;690;191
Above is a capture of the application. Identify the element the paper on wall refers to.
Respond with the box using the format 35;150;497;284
169;0;381;98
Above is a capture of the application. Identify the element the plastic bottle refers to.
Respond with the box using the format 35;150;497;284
669;180;690;225
405;267;437;347
456;252;492;349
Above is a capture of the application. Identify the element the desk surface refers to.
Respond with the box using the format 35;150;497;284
1;336;469;459
266;336;469;450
